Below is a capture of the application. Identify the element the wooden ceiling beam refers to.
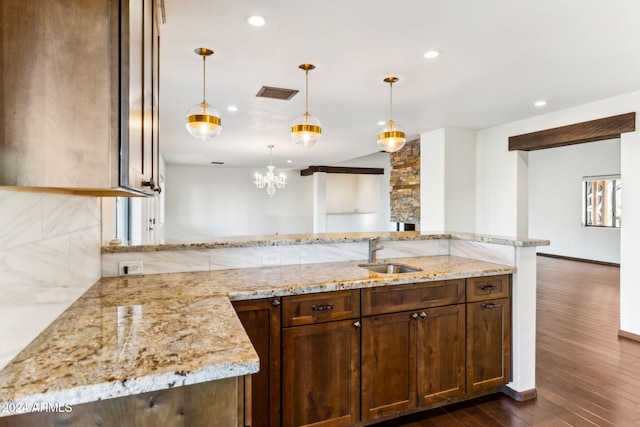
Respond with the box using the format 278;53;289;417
299;166;384;176
508;112;635;151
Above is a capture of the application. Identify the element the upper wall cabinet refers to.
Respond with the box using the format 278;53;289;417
326;174;382;214
0;0;161;196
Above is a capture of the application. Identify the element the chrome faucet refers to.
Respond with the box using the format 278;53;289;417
368;237;384;262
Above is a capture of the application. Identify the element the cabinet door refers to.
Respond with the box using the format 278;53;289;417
282;320;360;427
466;297;511;394
361;311;417;421
119;0;155;193
416;304;465;406
232;298;281;427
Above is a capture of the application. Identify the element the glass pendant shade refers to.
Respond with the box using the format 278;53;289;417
291;64;321;147
186;102;222;140
377;119;406;152
377;76;406;153
291;112;322;147
186;48;221;140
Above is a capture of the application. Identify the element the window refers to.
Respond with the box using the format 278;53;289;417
582;175;621;228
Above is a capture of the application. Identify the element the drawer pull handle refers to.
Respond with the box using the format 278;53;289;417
481;285;498;292
411;313;419;319
353;321;361;328
482;303;501;310
312;304;334;311
271;298;281;307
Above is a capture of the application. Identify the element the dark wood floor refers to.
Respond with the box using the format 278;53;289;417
374;255;640;426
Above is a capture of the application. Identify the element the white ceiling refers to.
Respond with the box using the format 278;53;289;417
159;0;640;169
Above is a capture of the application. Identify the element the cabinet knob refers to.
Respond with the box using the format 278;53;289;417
419;312;427;318
353;321;361;328
411;313;419;319
271;298;281;307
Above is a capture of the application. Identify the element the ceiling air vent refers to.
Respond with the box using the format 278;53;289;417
256;86;299;101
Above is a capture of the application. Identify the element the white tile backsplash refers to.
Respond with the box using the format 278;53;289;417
0;189;101;370
299;242;367;264
0;190;42;250
101;249;211;277
42;193;88;238
449;240;515;266
379;239;449;258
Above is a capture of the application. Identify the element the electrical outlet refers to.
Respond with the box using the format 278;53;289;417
118;261;143;276
262;253;281;265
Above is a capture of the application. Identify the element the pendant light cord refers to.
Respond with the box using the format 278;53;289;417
202;55;207;104
305;69;310;122
389;81;393;122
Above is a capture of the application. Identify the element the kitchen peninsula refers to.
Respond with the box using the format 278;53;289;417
0;232;547;426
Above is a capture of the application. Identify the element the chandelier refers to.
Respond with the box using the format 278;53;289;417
186;48;222;140
254;145;287;197
377;76;406;152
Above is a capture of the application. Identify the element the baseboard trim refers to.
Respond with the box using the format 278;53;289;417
537;252;619;267
618;329;640;343
500;385;537;401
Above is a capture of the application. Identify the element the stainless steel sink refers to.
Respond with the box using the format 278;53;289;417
359;263;422;274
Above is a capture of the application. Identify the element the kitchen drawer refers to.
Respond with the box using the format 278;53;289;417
282;290;360;327
361;280;465;316
466;275;511;302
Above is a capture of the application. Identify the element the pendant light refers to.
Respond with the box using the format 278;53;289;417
254;145;287;197
186;48;222;140
291;64;322;147
377;76;406;152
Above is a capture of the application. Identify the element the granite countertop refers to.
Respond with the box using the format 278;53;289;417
102;231;550;253
0;255;516;416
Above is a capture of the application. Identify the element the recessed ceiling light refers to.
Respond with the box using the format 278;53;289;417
377;121;386;126
287;160;292;164
227;105;238;112
247;15;266;27
534;100;547;107
423;50;440;59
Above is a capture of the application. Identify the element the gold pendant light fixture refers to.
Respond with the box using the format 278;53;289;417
291;64;322;147
186;48;222;140
377;76;406;152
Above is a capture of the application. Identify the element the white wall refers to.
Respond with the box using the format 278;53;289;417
164;165;313;238
0;190;101;369
529;139;621;263
475;89;640;337
421;128;476;232
165;152;395;239
620;125;640;335
164;165;312;239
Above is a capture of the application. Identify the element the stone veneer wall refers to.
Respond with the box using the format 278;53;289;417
390;139;420;224
0;190;102;369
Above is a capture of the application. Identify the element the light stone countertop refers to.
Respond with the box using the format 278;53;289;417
0;255;516;416
102;231;549;253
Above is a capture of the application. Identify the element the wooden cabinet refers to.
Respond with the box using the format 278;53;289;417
417;304;466;406
232;298;281;427
232;275;511;427
281;291;361;427
361;280;466;422
466;275;512;395
0;0;160;195
361;310;417;420
0;377;241;427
